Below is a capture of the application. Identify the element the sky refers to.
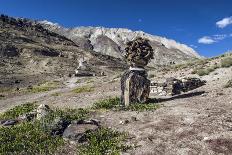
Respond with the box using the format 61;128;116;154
0;0;232;57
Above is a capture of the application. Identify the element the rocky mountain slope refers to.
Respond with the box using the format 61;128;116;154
0;15;125;88
40;20;202;66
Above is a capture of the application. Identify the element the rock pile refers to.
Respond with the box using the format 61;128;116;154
124;37;154;67
150;77;206;96
121;37;154;106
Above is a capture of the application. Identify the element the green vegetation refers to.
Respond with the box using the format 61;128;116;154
221;57;232;68
77;128;131;155
26;81;59;93
93;97;160;111
192;65;219;76
93;97;121;110
0;122;64;155
51;92;61;96
0;103;90;155
224;79;232;88
0;102;37;120
72;85;94;94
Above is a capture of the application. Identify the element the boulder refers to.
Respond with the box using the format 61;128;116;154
62;119;100;143
36;104;51;120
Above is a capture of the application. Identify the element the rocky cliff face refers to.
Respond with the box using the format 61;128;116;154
40;21;202;66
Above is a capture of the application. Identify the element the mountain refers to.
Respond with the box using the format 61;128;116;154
0;15;125;88
40;20;202;66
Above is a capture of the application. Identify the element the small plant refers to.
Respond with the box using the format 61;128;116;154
0;102;37;120
192;65;218;76
26;81;59;93
224;79;232;88
51;92;61;96
72;86;94;94
221;57;232;68
93;97;160;111
93;97;121;109
77;128;131;155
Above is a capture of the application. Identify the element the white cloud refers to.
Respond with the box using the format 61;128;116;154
216;16;232;28
213;34;227;40
198;34;230;44
198;36;216;44
190;44;198;48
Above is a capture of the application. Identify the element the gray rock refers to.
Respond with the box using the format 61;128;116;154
1;119;18;126
18;111;37;121
49;117;71;136
36;104;51;120
63;120;100;143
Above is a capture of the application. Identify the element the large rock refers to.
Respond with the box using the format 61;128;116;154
121;70;150;106
36;104;51;120
62;119;100;143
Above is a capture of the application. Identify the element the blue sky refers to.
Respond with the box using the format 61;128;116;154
0;0;232;57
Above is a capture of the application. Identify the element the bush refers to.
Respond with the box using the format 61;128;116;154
93;97;121;109
0;122;64;154
77;128;131;154
93;97;160;111
224;79;232;88
221;57;232;68
0;102;37;120
72;86;94;94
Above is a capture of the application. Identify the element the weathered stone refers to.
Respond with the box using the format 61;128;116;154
1;119;18;126
121;70;150;106
150;77;206;96
62;119;100;143
36;104;51;120
121;37;153;106
49;117;71;136
18;111;37;121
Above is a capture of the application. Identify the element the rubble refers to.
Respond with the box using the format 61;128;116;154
150;77;206;96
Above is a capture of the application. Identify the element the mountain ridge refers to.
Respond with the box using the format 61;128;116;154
40;20;202;66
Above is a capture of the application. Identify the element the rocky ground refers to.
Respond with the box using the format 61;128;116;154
1;57;232;155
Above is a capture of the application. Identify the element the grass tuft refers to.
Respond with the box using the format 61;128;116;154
26;81;59;93
93;97;160;111
224;79;232;88
72;86;94;94
77;128;131;155
0;102;37;120
221;57;232;68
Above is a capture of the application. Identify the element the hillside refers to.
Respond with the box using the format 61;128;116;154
40;21;202;67
0;15;126;88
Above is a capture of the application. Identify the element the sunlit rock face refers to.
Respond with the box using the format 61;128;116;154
40;21;202;67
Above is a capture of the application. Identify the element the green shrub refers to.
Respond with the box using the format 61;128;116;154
77;128;131;155
0;103;91;155
224;79;232;88
93;97;160;111
0;122;64;155
93;97;120;109
26;81;59;93
221;57;232;68
0;102;37;120
72;86;94;94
